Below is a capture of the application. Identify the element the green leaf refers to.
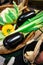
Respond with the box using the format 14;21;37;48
0;31;5;40
8;8;17;21
5;13;13;23
0;21;5;25
13;1;19;16
0;16;5;25
8;9;15;20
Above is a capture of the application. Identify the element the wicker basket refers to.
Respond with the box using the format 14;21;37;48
0;0;35;54
0;0;43;55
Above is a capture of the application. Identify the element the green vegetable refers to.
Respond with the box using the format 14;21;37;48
0;1;19;24
13;1;19;16
12;8;18;19
5;13;13;23
8;9;16;20
15;16;43;33
20;11;43;27
21;23;43;33
0;16;5;25
0;31;5;40
8;8;17;21
30;11;43;21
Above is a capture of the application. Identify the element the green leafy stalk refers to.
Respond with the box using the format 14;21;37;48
13;1;19;16
7;11;43;36
20;23;43;33
20;11;43;27
14;16;43;33
30;11;43;21
8;8;17;21
0;21;5;25
5;13;13;23
0;16;5;25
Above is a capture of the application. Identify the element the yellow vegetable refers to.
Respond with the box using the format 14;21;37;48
2;24;14;36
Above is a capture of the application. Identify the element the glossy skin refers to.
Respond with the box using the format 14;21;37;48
17;11;36;27
3;32;24;49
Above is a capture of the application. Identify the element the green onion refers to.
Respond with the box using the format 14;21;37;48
20;11;43;27
15;16;43;33
30;11;43;21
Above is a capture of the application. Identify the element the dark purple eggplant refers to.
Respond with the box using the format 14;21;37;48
3;32;24;49
17;11;36;27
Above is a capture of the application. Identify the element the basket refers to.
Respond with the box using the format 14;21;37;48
0;0;35;54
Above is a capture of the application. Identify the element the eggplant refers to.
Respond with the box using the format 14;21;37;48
3;32;24;49
17;11;36;27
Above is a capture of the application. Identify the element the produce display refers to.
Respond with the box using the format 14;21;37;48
0;1;19;39
3;11;43;49
0;1;43;50
1;2;19;24
0;0;43;65
16;11;43;33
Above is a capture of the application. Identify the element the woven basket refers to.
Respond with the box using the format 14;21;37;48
0;0;35;54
